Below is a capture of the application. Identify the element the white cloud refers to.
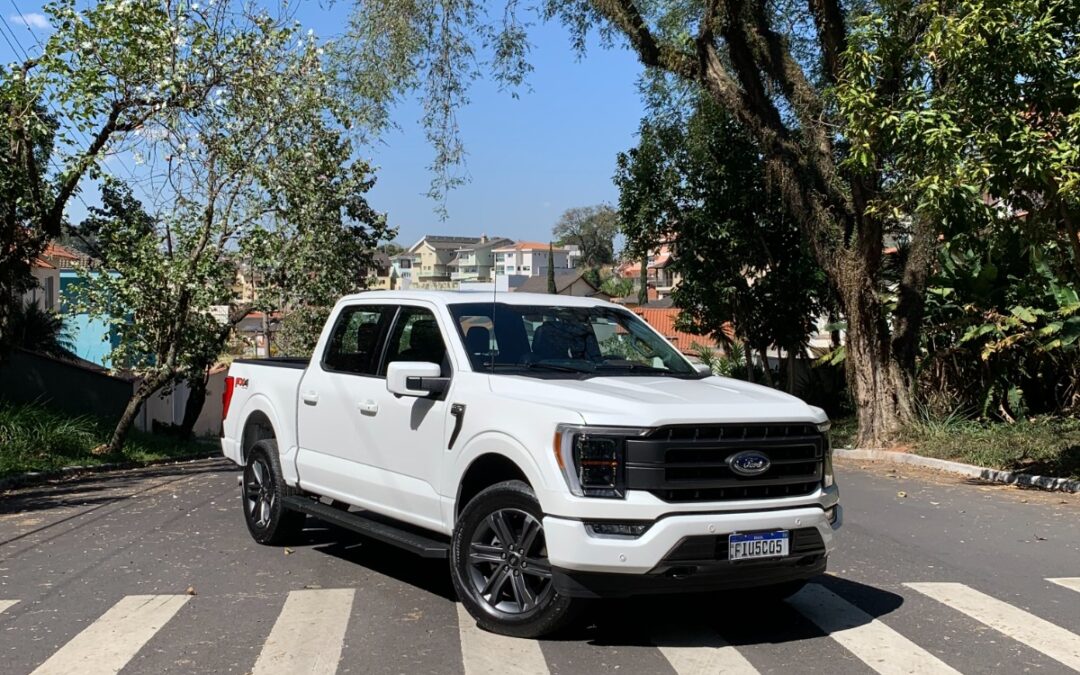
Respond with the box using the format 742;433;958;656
9;12;50;30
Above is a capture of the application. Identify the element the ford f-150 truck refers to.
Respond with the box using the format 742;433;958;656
221;291;841;637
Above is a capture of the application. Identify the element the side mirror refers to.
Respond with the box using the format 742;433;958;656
693;363;713;375
386;361;450;397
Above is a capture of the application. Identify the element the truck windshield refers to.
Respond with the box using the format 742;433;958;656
447;302;703;378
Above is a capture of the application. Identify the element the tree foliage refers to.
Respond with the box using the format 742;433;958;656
337;0;1079;445
616;98;830;365
1;0;254;344
552;204;619;268
60;4;388;451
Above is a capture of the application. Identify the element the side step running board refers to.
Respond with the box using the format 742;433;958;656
281;496;450;559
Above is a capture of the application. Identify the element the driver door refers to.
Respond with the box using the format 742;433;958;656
365;304;454;530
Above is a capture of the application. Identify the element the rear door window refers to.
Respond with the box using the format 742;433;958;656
321;305;394;376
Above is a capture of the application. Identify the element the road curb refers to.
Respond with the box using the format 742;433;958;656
834;448;1080;493
0;451;222;492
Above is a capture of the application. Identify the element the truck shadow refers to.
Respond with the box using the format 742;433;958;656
561;575;903;646
308;524;457;601
303;521;904;646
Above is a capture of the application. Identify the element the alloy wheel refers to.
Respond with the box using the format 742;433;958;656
466;508;553;614
244;457;274;529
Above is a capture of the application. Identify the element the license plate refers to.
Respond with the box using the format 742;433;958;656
728;530;789;561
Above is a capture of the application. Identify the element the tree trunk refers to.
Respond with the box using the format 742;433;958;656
758;347;774;387
179;369;210;439
97;376;163;455
637;256;648;305
839;274;915;448
786;348;796;394
743;342;755;383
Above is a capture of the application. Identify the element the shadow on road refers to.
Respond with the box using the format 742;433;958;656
299;519;904;647
308;524;457;602
0;463;229;515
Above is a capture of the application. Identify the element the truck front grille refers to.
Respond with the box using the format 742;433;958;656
624;424;825;503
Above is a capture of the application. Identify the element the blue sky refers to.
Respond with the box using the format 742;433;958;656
1;2;647;248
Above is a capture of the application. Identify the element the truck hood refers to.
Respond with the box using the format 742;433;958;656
488;374;826;427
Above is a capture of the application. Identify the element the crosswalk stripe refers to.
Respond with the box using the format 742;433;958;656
1048;577;1080;594
252;588;354;675
456;603;550;675
789;583;961;675
653;625;759;675
0;600;17;615
906;582;1080;671
29;594;189;675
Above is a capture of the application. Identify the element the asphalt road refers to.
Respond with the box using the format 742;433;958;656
0;458;1077;674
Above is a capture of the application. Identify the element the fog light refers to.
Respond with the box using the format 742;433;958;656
585;521;652;538
825;506;838;525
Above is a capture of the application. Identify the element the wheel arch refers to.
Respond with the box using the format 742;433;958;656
240;410;277;464
456;453;531;517
449;432;550;523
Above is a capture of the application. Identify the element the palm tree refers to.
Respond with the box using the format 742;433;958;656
2;300;75;358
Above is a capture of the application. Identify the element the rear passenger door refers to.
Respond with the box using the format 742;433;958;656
295;303;394;507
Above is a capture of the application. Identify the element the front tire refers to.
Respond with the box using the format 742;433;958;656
242;440;305;545
450;480;579;638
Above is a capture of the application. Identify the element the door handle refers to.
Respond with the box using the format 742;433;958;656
357;399;379;415
301;391;319;406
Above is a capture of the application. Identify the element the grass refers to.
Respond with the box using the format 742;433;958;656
833;413;1080;479
0;402;214;481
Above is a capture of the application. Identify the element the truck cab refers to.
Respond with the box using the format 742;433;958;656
221;291;841;637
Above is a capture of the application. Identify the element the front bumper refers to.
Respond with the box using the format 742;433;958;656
543;503;841;582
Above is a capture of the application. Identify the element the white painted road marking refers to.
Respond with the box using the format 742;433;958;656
653;625;760;674
0;600;17;615
789;583;962;674
1048;577;1080;595
906;582;1080;671
456;603;550;675
30;594;189;675
252;588;354;675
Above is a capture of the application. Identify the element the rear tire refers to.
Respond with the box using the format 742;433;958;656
242;440;305;545
450;480;580;638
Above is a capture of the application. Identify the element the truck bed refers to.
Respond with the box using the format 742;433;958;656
233;357;309;369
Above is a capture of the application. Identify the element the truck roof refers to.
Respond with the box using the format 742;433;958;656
338;290;621;308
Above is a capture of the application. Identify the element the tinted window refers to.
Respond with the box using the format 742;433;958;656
322;305;392;375
447;302;699;378
381;307;449;375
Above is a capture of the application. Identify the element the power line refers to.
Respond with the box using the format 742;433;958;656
2;8;144;204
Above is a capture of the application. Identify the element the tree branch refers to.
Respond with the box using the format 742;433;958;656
590;0;699;78
44;100;130;237
807;0;847;84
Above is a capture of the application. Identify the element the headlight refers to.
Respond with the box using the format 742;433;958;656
819;422;835;488
554;425;650;498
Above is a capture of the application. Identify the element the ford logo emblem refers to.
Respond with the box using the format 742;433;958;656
727;450;771;477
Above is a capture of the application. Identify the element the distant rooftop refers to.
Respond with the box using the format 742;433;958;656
493;241;567;252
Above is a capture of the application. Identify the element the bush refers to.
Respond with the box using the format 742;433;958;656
0;402;210;479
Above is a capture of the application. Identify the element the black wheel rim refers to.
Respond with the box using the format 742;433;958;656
466;508;553;615
244;457;274;529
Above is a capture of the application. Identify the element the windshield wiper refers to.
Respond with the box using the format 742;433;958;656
593;362;671;374
523;362;595;373
487;362;595;374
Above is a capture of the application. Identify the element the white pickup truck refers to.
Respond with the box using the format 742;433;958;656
221;291;841;637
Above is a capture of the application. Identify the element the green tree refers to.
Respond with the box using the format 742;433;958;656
336;0;1079;446
0;0;245;349
0;99;55;352
71;8;388;452
616;98;829;389
1;300;75;359
552;205;619;269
